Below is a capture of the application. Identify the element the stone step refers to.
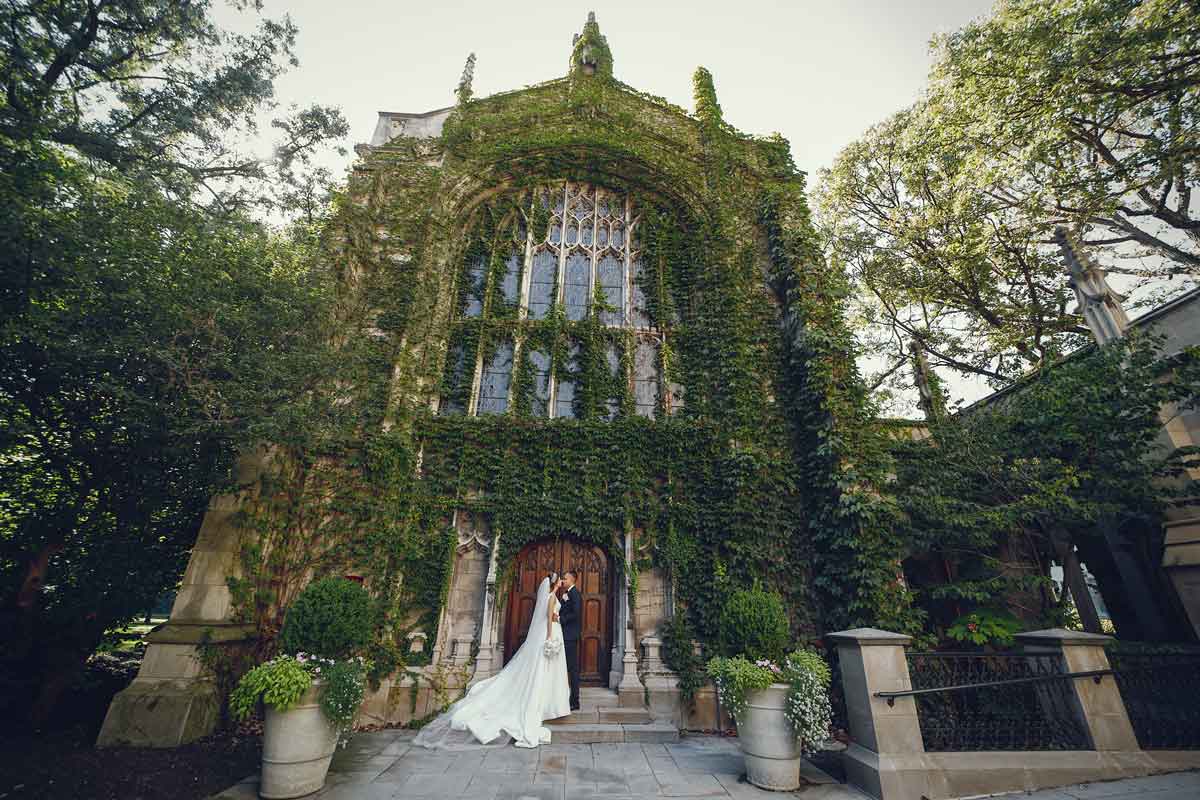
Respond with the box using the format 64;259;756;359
597;707;652;724
546;708;650;725
549;722;678;744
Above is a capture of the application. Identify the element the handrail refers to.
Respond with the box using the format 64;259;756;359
874;668;1114;707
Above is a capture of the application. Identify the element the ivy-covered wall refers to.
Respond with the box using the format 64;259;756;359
227;18;913;686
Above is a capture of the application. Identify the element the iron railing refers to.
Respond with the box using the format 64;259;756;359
1109;651;1200;750
895;652;1092;752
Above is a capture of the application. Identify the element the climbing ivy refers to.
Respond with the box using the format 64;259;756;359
224;24;908;688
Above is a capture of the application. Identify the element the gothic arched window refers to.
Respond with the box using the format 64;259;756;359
442;181;679;420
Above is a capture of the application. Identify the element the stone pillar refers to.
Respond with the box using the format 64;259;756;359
97;448;267;747
827;628;929;800
472;532;503;682
640;635;679;721
616;532;644;706
1014;628;1139;752
1162;516;1200;640
609;533;628;690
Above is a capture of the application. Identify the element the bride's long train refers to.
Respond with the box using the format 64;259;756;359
414;576;571;749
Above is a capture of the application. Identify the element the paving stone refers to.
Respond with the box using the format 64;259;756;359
464;773;545;798
494;785;566;800
673;755;744;775
646;755;680;774
376;754;455;779
1056;772;1200;798
567;764;627;784
800;758;838;785
591;742;649;759
315;783;398;800
540;743;595;760
624;774;662;795
380;739;413;757
389;770;474;797
327;754;396;780
655;773;728;797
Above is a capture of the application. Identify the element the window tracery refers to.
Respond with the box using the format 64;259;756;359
446;181;678;420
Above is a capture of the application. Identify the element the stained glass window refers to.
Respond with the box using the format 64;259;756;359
478;341;513;415
634;339;658;418
528;349;551;417
500;248;521;305
440;344;468;416
464;254;486;318
445;181;678;419
555;343;580;419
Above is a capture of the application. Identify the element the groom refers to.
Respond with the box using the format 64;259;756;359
559;570;582;711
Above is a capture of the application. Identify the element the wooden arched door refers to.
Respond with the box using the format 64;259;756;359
503;538;611;685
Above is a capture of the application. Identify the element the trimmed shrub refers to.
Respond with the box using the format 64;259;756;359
719;585;789;662
279;577;374;659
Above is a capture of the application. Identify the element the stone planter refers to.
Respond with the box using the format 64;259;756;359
260;681;339;799
737;683;801;791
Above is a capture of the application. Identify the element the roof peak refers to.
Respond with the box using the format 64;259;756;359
570;11;613;78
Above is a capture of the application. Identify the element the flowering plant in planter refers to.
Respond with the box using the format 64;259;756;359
230;576;376;736
230;652;369;732
706;649;833;753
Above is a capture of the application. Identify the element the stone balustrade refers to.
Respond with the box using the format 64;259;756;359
828;627;1200;800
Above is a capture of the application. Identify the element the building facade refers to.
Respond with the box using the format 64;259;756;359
98;14;890;746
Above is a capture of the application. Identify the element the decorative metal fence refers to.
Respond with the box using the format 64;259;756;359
901;652;1092;752
1109;650;1200;750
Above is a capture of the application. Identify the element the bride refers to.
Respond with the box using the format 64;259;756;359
415;572;571;749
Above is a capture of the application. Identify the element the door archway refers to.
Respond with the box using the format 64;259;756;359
503;538;612;685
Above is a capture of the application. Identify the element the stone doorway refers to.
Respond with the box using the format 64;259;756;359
503;538;612;685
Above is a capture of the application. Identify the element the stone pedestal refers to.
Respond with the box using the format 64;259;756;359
616;625;643;708
1015;628;1139;752
826;628;928;800
640;635;680;722
1162;516;1200;640
97;449;268;747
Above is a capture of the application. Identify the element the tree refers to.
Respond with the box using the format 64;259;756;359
928;0;1200;277
816;105;1089;397
0;142;339;724
0;0;348;724
891;333;1200;638
0;0;347;214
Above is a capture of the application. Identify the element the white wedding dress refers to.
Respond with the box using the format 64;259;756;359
415;576;571;749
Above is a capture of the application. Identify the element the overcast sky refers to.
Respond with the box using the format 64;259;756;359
241;0;995;178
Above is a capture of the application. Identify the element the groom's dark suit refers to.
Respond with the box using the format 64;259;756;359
559;584;582;709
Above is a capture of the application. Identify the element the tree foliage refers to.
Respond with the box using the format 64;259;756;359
817;105;1089;391
0;0;347;213
929;0;1200;276
0;0;346;724
819;0;1200;399
892;333;1200;634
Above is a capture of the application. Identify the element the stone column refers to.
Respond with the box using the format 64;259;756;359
97;448;267;747
1162;516;1200;639
827;628;929;800
472;532;502;682
1014;628;1139;752
616;531;643;706
608;534;628;690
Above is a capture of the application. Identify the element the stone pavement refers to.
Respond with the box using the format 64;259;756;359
997;769;1200;800
208;729;861;800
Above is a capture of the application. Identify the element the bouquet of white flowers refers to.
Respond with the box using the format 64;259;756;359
543;638;562;658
